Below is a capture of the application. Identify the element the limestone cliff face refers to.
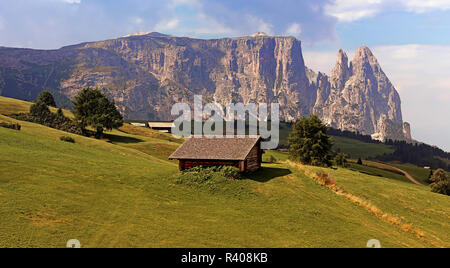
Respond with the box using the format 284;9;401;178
312;46;407;141
74;34;315;121
0;33;409;140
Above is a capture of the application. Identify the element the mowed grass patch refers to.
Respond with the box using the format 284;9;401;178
347;162;411;184
299;164;450;248
104;127;182;161
0;126;178;247
0;115;170;165
119;124;184;144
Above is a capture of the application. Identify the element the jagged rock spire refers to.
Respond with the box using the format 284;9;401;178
350;46;382;77
330;49;350;89
314;46;408;141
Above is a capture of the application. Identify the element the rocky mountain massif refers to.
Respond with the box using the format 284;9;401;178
0;32;410;141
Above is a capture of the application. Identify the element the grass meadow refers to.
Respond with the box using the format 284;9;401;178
0;96;448;248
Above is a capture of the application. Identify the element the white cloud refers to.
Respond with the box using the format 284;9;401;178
154;18;180;32
246;15;274;35
373;44;450;150
325;0;384;22
404;0;450;13
134;17;144;25
178;13;236;36
305;44;450;150
326;0;450;22
303;50;339;74
285;23;302;37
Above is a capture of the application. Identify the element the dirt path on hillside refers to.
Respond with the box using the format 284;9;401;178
371;162;424;186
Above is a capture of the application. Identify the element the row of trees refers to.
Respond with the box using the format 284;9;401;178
328;122;449;171
376;140;450;171
12;89;123;139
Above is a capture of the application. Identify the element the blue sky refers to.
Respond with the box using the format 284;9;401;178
0;0;449;150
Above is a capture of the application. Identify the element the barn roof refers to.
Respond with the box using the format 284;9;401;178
148;122;174;128
169;136;261;161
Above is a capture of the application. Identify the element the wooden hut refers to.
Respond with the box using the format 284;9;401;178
169;136;263;173
148;122;174;133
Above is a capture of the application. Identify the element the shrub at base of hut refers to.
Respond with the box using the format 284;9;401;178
175;166;246;195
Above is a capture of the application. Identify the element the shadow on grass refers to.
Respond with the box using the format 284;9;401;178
104;133;144;144
247;167;292;183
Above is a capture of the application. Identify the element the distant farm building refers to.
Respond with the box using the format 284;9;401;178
148;122;174;133
169;136;263;173
130;122;146;127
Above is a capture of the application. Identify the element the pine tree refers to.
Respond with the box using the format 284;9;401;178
357;157;363;165
288;115;333;167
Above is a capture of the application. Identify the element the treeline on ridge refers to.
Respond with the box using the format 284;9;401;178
329;128;450;171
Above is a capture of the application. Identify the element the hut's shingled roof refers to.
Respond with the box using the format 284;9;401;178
169;136;261;161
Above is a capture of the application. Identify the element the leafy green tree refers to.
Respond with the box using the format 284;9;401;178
288;115;333;167
357;157;363;165
36;91;56;107
335;153;348;168
72;88;123;138
430;169;450;196
56;108;64;118
30;101;51;118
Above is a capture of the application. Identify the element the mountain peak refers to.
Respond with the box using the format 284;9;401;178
251;32;270;37
331;48;350;86
354;45;375;60
337;49;349;65
124;31;171;38
351;45;382;75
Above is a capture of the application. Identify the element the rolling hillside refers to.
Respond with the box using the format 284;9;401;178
279;122;396;158
0;97;449;248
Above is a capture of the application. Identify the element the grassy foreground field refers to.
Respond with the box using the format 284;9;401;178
0;97;449;248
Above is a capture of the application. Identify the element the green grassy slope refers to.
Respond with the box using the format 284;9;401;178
0;96;74;118
346;162;411;184
331;136;395;159
301;164;450;247
388;163;431;185
0;97;448;248
0;119;447;247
